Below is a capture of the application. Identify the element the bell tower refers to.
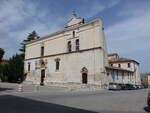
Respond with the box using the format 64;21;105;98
66;11;84;27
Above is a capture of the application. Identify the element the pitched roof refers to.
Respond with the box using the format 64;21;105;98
141;73;150;76
0;59;9;62
109;57;139;64
108;53;118;56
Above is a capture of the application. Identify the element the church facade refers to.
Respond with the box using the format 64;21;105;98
24;15;141;87
24;15;109;87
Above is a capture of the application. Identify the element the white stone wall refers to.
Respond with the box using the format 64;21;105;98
148;76;150;86
106;70;135;84
25;19;103;60
109;62;141;85
24;19;108;86
25;49;105;85
110;62;134;71
134;63;141;85
108;54;119;60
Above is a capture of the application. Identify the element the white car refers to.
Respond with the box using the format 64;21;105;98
108;83;121;90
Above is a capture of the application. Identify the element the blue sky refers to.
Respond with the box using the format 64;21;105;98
0;0;150;73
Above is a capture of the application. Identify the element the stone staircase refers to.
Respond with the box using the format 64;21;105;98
21;82;104;92
46;82;102;91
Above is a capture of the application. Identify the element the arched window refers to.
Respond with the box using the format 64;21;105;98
107;73;109;76
55;58;60;71
40;60;45;67
122;71;124;79
118;64;121;68
68;41;72;52
128;72;130;79
56;61;59;70
128;63;130;68
41;46;44;56
76;39;79;51
73;31;75;37
28;62;31;72
116;70;119;80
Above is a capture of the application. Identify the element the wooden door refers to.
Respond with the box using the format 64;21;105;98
40;69;45;86
82;73;87;84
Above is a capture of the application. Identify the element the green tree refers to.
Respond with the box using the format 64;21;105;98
19;30;40;56
0;54;25;83
0;49;7;81
0;31;40;83
0;63;9;82
0;48;5;61
7;54;24;83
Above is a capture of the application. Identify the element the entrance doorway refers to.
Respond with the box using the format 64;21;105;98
40;69;45;86
82;73;88;84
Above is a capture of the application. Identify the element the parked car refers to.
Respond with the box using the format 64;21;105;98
147;92;150;107
125;84;134;90
118;83;126;90
133;85;138;89
143;85;148;89
135;85;139;89
136;85;140;89
141;85;144;89
108;83;121;90
137;85;144;89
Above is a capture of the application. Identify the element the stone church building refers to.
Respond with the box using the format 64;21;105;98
24;14;141;87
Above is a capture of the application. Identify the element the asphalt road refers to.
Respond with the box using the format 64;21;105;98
0;83;149;113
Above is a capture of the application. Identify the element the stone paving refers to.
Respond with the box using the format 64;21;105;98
0;83;149;113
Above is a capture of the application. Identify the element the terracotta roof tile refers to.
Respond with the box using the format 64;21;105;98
0;59;9;62
108;53;118;56
109;57;139;64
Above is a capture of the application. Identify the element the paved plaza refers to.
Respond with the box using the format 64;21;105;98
0;83;149;113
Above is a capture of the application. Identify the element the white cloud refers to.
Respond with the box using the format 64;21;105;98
108;0;121;8
117;1;150;17
11;22;61;43
79;0;120;18
0;0;23;32
79;2;105;18
0;0;66;58
105;2;150;72
0;0;39;31
106;12;150;41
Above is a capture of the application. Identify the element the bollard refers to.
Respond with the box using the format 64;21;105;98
34;85;39;92
18;84;23;92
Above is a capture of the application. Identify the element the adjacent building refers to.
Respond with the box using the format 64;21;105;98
0;59;9;63
106;53;141;85
141;73;150;87
24;14;141;87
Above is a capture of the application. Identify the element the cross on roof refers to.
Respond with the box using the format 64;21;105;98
72;10;77;17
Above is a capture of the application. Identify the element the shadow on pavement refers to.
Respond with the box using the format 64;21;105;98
144;106;150;112
0;95;97;113
0;87;14;91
